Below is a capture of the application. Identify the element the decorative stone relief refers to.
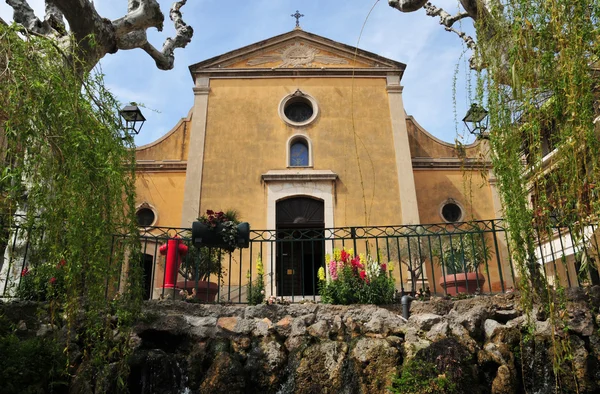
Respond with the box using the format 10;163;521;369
247;42;349;68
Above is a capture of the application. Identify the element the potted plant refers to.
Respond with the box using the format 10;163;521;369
176;245;222;302
191;210;250;252
437;232;492;295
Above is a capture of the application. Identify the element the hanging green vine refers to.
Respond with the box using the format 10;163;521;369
0;23;141;389
475;0;600;292
473;0;600;389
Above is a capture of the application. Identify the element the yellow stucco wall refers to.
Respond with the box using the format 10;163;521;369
413;170;495;223
136;117;191;161
407;117;483;159
135;171;186;227
198;77;403;228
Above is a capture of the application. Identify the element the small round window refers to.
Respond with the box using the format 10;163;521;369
284;99;313;123
279;90;318;127
136;207;156;227
441;202;462;223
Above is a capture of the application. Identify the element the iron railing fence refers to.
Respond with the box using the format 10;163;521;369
2;219;600;302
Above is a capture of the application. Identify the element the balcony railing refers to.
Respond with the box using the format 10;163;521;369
2;219;600;302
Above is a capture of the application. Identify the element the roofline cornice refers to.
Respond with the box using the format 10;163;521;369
191;68;404;79
189;29;406;81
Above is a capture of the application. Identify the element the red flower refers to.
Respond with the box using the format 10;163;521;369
380;263;387;272
206;210;214;215
359;270;366;280
351;256;363;270
340;249;350;263
21;267;29;277
49;277;57;284
57;259;66;269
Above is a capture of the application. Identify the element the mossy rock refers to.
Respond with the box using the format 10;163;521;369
390;337;478;394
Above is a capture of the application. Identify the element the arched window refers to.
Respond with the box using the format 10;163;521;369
289;138;309;167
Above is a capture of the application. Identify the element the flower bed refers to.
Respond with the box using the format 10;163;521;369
318;248;395;305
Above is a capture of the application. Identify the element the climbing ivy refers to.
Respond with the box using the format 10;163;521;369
0;23;141;389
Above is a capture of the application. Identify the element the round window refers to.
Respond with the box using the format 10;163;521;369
284;99;313;123
136;207;156;227
279;90;319;127
441;202;462;223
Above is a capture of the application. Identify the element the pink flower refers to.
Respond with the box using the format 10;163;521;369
21;267;29;277
329;261;338;280
49;277;57;284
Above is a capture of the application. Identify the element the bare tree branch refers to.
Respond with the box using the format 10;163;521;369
44;2;65;35
7;0;47;34
112;0;164;37
6;0;193;73
388;0;428;13
424;2;470;28
122;0;193;70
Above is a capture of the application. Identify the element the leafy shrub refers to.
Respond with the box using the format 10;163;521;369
247;254;265;305
319;248;395;305
15;259;67;301
390;337;476;394
389;360;457;394
0;316;68;393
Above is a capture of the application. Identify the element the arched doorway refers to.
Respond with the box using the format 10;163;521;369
276;197;324;297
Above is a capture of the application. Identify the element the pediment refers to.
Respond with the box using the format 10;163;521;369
189;29;405;74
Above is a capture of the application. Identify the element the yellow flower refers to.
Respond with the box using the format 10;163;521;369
347;248;354;257
256;254;264;276
333;248;341;261
318;267;326;281
359;253;366;264
388;262;394;272
325;253;331;264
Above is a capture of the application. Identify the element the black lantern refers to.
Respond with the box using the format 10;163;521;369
462;103;489;138
119;104;146;135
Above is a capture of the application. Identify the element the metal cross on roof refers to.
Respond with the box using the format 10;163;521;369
291;10;304;28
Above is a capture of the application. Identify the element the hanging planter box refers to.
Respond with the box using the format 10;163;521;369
191;221;250;252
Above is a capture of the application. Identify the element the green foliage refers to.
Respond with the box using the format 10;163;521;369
475;0;600;295
15;260;66;301
182;246;224;282
319;248;395;305
0;23;141;388
390;337;474;394
0;316;68;394
473;1;600;384
247;254;265;305
438;232;492;274
389;360;457;394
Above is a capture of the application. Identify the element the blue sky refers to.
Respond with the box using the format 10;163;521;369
0;0;477;146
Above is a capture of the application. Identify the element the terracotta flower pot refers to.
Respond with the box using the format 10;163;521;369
177;280;219;302
439;272;486;295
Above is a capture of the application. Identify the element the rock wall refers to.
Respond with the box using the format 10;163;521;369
3;287;600;393
128;288;600;394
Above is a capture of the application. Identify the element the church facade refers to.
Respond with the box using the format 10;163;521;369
133;29;506;298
